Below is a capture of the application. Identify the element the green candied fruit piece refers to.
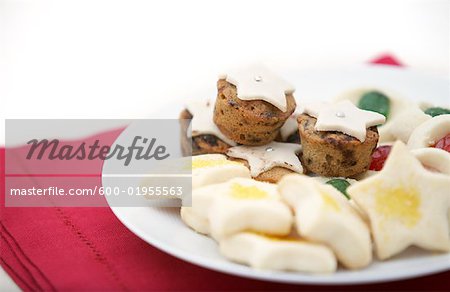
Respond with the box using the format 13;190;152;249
357;91;391;119
325;178;351;199
424;107;450;117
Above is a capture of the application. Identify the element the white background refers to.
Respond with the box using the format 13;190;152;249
1;0;450;140
0;0;449;290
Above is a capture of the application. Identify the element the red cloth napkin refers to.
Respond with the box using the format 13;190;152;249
1;55;449;291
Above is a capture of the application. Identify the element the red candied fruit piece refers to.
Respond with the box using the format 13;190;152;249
369;145;392;171
433;133;450;153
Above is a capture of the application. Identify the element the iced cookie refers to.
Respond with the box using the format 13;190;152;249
181;178;292;239
348;141;450;260
208;178;292;240
334;88;420;142
219;232;337;273
407;114;450;153
213;65;296;145
388;107;431;143
411;148;450;174
278;174;372;269
411;148;450;235
180;99;237;156
227;141;303;183
298;100;385;177
191;154;250;189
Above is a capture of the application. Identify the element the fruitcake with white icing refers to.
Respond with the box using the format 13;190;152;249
332;88;438;143
298;100;385;177
180;99;236;156
213;65;296;145
179;109;230;155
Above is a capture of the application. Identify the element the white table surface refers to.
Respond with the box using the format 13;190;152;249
1;0;449;290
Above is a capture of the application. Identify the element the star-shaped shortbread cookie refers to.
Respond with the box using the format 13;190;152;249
348;141;450;260
227;142;302;177
220;64;295;112
278;174;372;269
302;100;386;142
219;232;337;273
181;177;292;239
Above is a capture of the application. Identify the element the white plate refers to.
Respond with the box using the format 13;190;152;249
103;65;450;285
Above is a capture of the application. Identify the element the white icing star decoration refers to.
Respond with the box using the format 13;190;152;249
185;99;237;146
227;142;302;177
348;141;450;260
220;64;295;112
302;100;386;142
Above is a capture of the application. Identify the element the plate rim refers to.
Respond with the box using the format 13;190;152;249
108;206;450;285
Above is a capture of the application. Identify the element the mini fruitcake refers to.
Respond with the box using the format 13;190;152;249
298;100;385;178
298;114;378;177
213;65;296;145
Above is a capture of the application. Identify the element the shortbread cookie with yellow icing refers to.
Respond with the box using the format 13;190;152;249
219;232;337;273
208;178;293;240
278;174;372;269
333;88;416;142
213;65;296;145
227;142;303;183
192;154;250;189
407;114;450;150
182;178;292;237
298;100;385;177
348;141;450;260
180;100;237;156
